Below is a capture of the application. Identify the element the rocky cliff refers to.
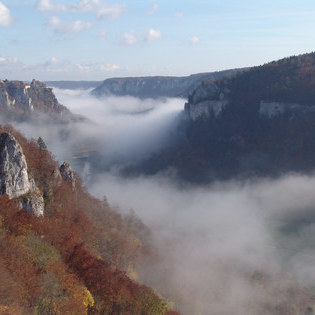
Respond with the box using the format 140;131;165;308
0;79;69;121
0;132;44;215
134;52;315;182
0;132;85;215
185;52;315;122
91;69;243;99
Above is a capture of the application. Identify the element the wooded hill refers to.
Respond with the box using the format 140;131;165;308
0;124;178;314
132;52;315;182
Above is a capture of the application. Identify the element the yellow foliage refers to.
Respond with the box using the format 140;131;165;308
82;287;94;308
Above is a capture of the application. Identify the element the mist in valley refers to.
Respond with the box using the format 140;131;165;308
91;172;315;314
6;89;315;314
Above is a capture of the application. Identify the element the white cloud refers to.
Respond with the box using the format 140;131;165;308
175;12;183;19
122;30;138;45
147;3;159;16
121;28;162;45
0;56;18;65
47;16;92;38
0;2;12;27
76;61;120;73
99;29;107;37
145;28;161;42
36;0;125;19
100;64;120;71
36;0;67;12
47;15;61;27
97;2;125;19
76;63;91;72
49;56;58;64
72;0;125;20
191;35;200;44
71;0;94;11
69;20;92;33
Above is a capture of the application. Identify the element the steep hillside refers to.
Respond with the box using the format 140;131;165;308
0;125;177;314
91;69;243;99
132;52;315;182
0;79;70;121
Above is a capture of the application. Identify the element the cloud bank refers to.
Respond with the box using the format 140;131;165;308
47;16;92;38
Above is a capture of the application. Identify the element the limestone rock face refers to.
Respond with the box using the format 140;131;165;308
185;82;230;121
0;132;44;216
19;191;45;217
0;132;33;198
60;162;75;189
0;79;69;120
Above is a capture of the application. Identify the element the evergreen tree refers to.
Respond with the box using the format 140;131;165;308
37;137;47;151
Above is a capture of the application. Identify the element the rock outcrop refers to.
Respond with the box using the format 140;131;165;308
0;79;69;120
0;133;33;198
0;132;44;216
60;162;76;189
184;82;230;120
19;192;45;217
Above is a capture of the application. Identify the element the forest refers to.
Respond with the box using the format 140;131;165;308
0;124;179;314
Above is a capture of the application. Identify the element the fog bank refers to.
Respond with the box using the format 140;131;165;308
90;172;315;314
4;89;184;170
55;89;184;162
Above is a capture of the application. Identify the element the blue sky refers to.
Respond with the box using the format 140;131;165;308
0;0;314;80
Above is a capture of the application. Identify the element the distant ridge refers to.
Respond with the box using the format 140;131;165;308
91;69;245;99
129;52;315;182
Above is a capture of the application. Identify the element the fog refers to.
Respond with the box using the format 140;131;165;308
5;89;184;170
5;89;315;314
90;172;315;314
55;89;184;163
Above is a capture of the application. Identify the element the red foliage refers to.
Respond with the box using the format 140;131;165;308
68;243;164;314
